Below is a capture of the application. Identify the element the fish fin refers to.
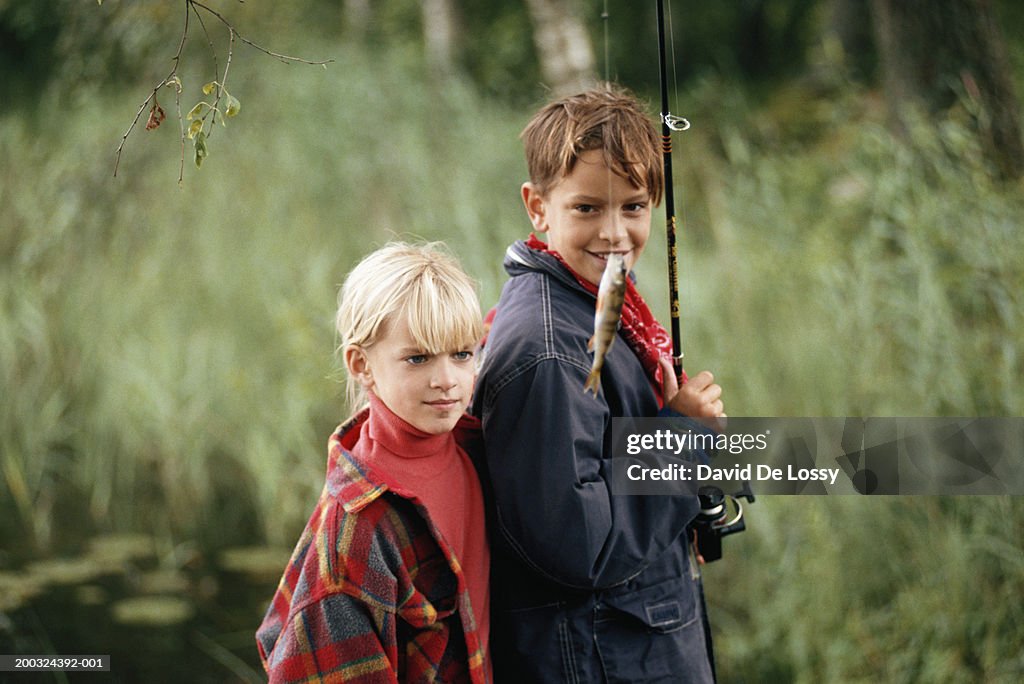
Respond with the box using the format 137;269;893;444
583;369;601;396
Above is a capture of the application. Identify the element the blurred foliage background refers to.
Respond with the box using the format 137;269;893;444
1;0;1023;681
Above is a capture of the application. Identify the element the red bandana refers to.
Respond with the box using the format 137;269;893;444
524;234;685;403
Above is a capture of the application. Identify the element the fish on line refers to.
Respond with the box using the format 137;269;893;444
584;253;627;396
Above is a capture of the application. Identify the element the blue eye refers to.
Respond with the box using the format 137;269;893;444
453;350;474;361
406;354;429;365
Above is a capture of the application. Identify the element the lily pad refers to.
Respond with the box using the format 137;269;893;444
87;533;155;566
0;571;45;612
137;569;189;595
111;596;194;627
218;546;289;581
23;557;107;586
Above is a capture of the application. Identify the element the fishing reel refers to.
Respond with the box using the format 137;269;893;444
693;483;755;563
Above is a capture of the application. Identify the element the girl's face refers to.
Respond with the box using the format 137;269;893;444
347;317;477;435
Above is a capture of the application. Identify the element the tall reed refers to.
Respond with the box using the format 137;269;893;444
1;42;1021;681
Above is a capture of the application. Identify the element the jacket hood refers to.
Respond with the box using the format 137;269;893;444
503;240;586;294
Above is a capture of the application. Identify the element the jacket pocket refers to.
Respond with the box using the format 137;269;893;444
594;576;713;683
494;602;582;683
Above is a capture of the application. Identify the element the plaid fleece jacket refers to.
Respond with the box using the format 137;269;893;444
256;411;489;683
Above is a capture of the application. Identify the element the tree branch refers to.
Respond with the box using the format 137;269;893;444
113;0;333;181
189;1;333;66
114;0;191;178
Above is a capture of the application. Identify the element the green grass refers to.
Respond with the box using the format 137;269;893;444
2;42;1022;681
704;496;1024;682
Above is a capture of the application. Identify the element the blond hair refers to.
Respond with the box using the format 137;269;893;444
521;83;663;205
335;242;483;411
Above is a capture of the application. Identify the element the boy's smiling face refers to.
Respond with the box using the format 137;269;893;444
522;148;652;286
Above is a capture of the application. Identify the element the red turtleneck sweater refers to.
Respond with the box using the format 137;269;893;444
353;393;491;672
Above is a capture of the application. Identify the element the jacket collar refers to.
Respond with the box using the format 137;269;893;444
325;408;481;514
504;238;637;293
326;409;387;513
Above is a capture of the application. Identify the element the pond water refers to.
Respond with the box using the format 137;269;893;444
0;534;288;683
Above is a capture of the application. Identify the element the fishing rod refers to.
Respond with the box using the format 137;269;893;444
655;0;689;383
654;1;755;564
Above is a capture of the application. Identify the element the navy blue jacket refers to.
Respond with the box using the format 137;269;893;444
473;241;715;683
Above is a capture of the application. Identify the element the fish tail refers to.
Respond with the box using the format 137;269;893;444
583;368;602;396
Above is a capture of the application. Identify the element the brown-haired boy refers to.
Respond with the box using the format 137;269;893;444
472;85;724;682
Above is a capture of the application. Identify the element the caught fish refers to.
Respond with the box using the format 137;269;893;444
584;253;627;396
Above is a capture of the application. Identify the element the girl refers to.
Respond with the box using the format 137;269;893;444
257;242;491;683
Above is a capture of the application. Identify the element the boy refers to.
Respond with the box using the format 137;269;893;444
257;243;491;683
472;86;724;683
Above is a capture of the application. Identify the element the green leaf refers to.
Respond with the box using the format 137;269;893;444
202;82;217;96
187;119;203;140
225;94;241;118
194;131;208;168
187;103;204;120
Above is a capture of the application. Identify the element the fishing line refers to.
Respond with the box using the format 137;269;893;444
600;0;615;259
602;0;611;83
666;0;681;122
664;1;689;132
